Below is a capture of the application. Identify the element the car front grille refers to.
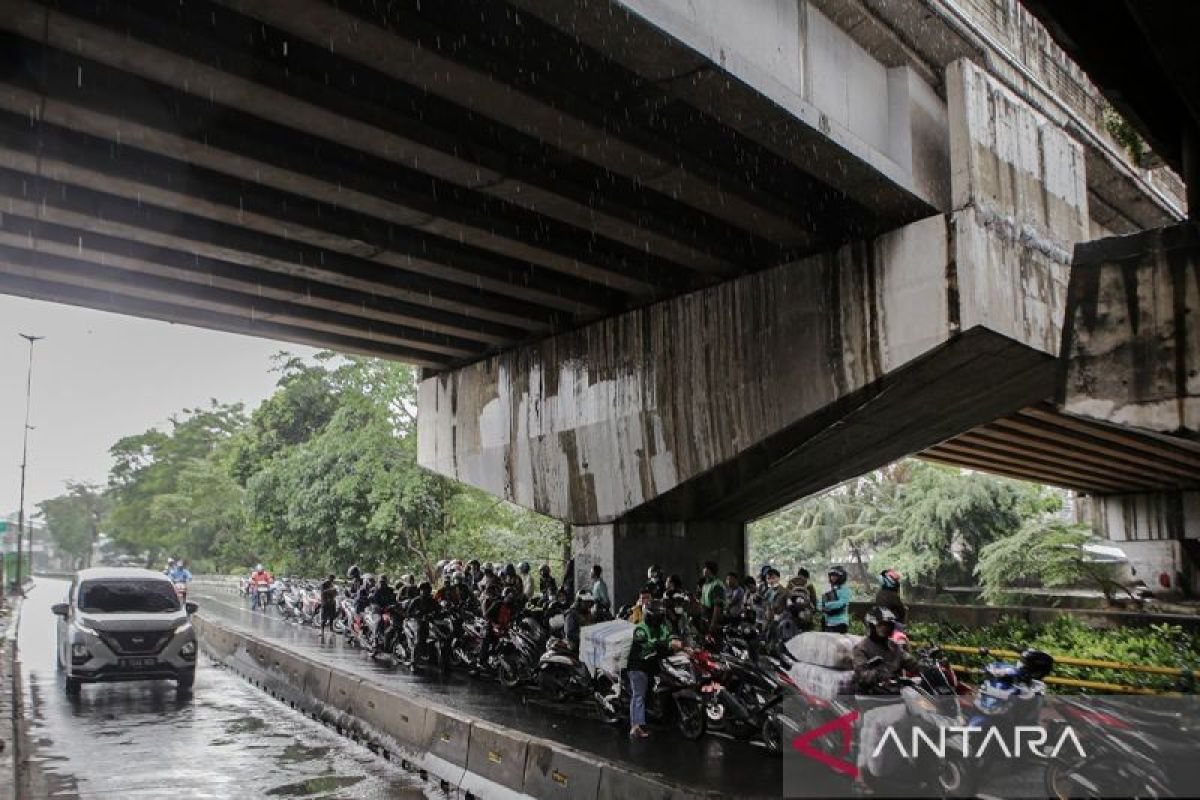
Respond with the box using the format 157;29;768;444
99;630;171;655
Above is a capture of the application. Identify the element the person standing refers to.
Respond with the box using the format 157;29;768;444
590;564;611;617
788;567;819;608
319;574;338;640
819;565;852;633
628;600;674;739
873;568;908;627
698;561;725;636
724;572;746;619
537;564;557;601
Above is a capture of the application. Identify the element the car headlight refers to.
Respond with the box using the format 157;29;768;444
71;642;92;662
180;641;197;659
74;620;99;636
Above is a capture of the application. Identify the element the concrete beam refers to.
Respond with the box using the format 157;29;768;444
1061;222;1200;439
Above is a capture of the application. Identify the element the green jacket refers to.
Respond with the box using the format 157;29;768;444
628;621;672;673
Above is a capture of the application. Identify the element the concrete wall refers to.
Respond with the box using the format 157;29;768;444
1085;490;1200;595
1061;222;1200;437
571;521;745;604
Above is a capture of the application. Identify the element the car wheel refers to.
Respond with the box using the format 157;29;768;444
64;677;81;696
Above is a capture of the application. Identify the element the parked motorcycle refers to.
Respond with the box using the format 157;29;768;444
537;637;595;701
594;651;707;740
495;615;547;688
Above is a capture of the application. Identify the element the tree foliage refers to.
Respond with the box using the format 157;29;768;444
37;481;108;568
100;353;565;577
750;460;1090;597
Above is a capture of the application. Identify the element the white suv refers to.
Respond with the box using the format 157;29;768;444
52;567;198;694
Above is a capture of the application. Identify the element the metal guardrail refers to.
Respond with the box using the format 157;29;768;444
938;644;1195;695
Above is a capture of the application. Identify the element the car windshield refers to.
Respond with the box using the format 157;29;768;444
77;580;181;613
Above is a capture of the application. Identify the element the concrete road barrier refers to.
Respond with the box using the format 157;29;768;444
466;719;532;793
523;741;604;800
353;678;428;749
194;612;715;799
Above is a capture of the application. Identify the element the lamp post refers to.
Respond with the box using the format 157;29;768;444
14;333;44;593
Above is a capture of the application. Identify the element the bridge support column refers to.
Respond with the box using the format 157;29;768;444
1087;490;1200;596
570;521;745;608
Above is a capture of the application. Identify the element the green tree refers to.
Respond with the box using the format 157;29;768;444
105;401;246;563
37;481;108;568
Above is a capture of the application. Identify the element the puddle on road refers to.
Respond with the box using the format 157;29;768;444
224;715;266;734
276;743;331;765
264;775;364;796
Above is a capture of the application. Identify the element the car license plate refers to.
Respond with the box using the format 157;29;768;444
119;657;157;668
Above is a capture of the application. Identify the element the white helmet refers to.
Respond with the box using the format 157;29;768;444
255;563;264;572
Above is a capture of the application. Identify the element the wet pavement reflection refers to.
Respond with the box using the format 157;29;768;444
18;579;434;799
195;586;785;797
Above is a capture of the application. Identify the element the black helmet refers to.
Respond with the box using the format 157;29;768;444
644;600;665;627
647;565;662;580
828;565;848;585
418;581;432;596
346;565;361;579
503;563;517;578
1019;649;1054;680
501;587;518;604
539;564;551;576
378;575;389;586
863;605;897;628
468;559;480;569
518;561;531;574
451;572;467;586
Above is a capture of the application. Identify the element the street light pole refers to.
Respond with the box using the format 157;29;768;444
14;333;44;593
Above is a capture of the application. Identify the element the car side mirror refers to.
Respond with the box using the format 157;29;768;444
185;601;199;615
51;603;69;617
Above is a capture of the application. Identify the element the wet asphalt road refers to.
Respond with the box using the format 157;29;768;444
17;578;433;799
193;585;790;798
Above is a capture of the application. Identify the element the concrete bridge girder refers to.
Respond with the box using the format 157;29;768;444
416;58;1089;524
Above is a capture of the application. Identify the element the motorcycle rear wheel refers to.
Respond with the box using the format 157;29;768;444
497;659;522;689
675;696;706;741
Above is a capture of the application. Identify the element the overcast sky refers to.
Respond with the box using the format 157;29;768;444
1;295;317;514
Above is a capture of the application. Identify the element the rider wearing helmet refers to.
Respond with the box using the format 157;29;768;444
820;566;852;633
853;606;917;692
517;562;534;598
346;565;364;597
874;569;908;627
249;563;273;610
537;564;557;601
645;565;665;599
563;590;595;650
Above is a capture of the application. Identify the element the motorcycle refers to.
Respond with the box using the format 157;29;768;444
594;650;706;740
400;607;454;670
537;637;595;701
495;615;547;688
1046;694;1200;798
252;581;273;612
173;581;188;602
694;632;806;755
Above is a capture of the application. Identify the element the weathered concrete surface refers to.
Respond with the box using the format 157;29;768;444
1060;222;1200;438
1085;490;1200;595
417;60;1087;526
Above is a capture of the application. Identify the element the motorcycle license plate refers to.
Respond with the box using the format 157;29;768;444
119;657;158;668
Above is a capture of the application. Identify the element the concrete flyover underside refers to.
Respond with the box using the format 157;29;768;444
0;0;948;369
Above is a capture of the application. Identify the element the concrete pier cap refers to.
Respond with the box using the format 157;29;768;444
417;57;1090;603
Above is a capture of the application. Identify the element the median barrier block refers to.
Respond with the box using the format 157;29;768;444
325;670;364;716
422;706;472;770
522;740;603;800
353;678;428;749
598;764;697;800
465;719;531;793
